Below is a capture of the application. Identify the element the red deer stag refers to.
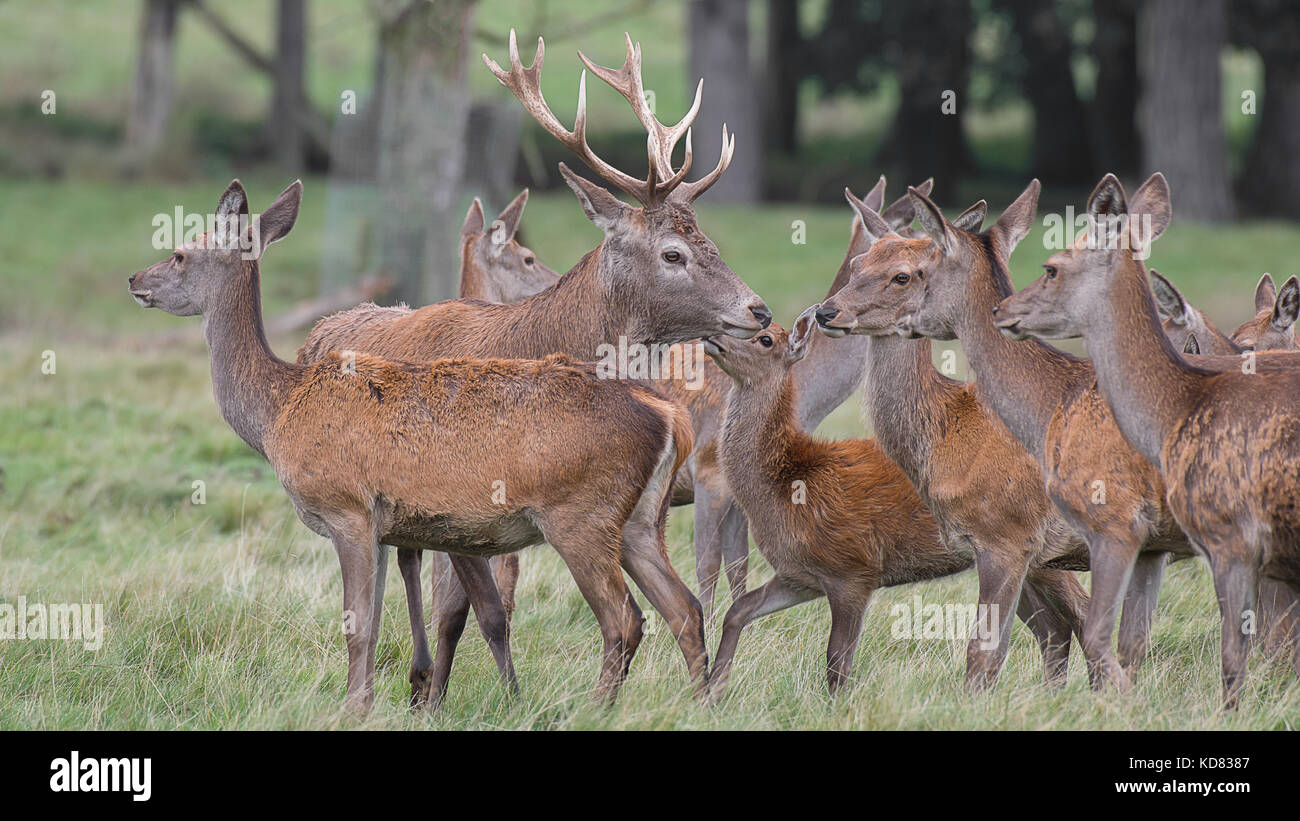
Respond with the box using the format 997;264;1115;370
991;173;1300;706
704;315;971;699
128;180;709;711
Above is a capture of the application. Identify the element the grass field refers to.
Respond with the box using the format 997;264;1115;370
2;174;1299;730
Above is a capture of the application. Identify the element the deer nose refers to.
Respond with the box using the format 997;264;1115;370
815;305;839;326
749;303;772;328
991;304;1000;316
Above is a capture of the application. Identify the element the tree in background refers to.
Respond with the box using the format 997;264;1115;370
761;0;801;160
1138;0;1233;222
373;0;477;305
688;0;760;202
122;0;179;175
1090;0;1139;176
1232;0;1300;217
268;0;308;172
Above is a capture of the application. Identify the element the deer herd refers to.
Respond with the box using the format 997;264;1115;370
126;32;1300;715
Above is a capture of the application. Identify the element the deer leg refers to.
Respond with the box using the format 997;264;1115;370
1079;537;1135;692
1258;577;1298;661
396;548;433;708
691;479;728;620
718;498;751;604
427;552;470;710
1206;547;1260;710
965;545;1030;691
1116;551;1170;674
824;585;870;698
492;554;521;624
1020;568;1087;686
620;520;709;696
327;515;382;713
709;576;818;704
543;521;642;704
448;553;518;695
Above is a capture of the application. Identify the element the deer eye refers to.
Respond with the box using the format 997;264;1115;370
662;250;683;264
1044;265;1057;279
758;335;773;348
893;272;911;285
173;252;185;264
523;255;535;266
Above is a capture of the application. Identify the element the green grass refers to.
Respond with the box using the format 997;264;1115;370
2;176;1299;729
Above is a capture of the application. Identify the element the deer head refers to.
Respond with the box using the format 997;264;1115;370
459;190;560;303
992;174;1170;341
703;308;817;389
1147;268;1238;354
1232;273;1300;351
484;31;770;340
128;180;302;317
814;189;936;337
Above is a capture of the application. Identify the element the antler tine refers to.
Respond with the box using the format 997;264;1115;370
579;33;701;192
673;124;735;203
485;30;645;200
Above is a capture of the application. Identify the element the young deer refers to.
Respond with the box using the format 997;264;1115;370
1232;272;1300;352
1149;269;1245;356
298;33;772;700
815;186;1090;690
704;315;970;699
827;179;1195;692
993;173;1300;705
128;180;709;711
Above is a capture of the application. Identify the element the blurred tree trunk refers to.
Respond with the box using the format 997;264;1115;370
1233;0;1300;216
1091;0;1139;176
122;0;179;175
876;0;973;187
762;0;800;157
374;0;477;304
268;0;307;172
1138;0;1232;222
998;0;1092;183
688;0;760;202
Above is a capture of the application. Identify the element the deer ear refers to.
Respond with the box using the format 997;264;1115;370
909;186;954;256
1129;172;1171;247
1271;276;1299;332
951;200;988;233
991;179;1039;256
559;163;630;233
880;178;931;231
862;176;887;213
461;198;486;240
1086;174;1127;252
1183;332;1200;355
1255;272;1277;313
494;189;529;244
215;180;250;248
1149;269;1187;325
845;188;896;245
788;308;818;363
252;180;302;257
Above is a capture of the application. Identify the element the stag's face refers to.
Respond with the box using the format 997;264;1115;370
816;237;930;337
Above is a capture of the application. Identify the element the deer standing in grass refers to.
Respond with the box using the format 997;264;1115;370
704;316;970;698
298;33;769;706
814;184;1090;690
824;178;1196;691
128;180;711;711
988;174;1300;705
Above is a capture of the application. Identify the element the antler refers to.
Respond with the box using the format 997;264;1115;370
484;30;732;207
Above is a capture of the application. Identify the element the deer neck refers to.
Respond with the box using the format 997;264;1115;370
862;334;948;484
720;369;801;498
1082;254;1204;465
951;241;1081;462
793;330;870;430
201;263;297;457
494;246;650;359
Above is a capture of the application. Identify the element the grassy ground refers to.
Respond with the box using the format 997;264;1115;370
2;175;1299;730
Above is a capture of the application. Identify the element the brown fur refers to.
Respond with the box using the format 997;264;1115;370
706;323;966;698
